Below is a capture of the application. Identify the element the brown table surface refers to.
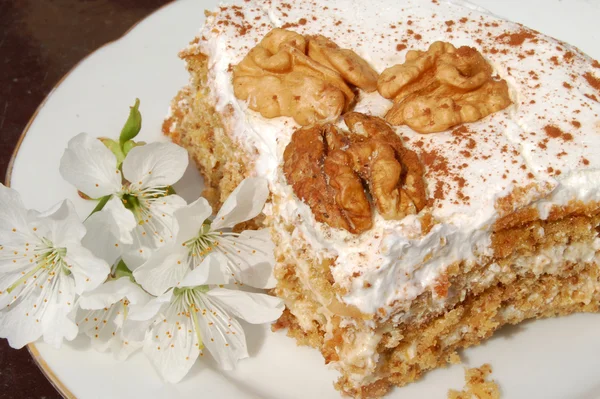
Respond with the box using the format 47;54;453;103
0;1;172;398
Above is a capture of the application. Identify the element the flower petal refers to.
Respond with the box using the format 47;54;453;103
122;194;186;270
173;197;213;246
64;244;110;295
93;196;136;244
33;200;86;247
120;246;150;272
0;197;83;349
214;229;277;288
206;288;284;324
76;307;119;352
122;142;188;190
59;133;122;198
113;333;143;361
138;194;186;246
0;277;20;309
82;197;136;265
0;273;77;349
121;318;153;344
143;302;201;383
0;184;36;246
196;293;248;370
0;289;44;348
123;292;172;343
79;307;143;360
78;277;151;310
127;292;172;322
42;301;79;348
179;253;233;287
0;242;38;288
212;177;269;230
76;279;148;361
133;244;190;296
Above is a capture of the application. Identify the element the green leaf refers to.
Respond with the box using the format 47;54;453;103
119;98;142;145
86;194;111;220
114;259;133;280
100;138;126;167
122;139;146;157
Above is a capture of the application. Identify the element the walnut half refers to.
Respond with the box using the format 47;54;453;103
283;113;427;234
283;123;373;233
378;41;512;133
233;28;379;126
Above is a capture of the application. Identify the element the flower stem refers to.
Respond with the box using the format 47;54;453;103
85;194;112;221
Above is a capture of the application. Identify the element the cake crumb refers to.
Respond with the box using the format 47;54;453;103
448;364;500;399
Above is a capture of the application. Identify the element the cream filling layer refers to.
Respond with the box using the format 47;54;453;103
195;0;600;321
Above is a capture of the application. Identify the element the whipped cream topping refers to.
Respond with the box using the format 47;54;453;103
194;0;600;317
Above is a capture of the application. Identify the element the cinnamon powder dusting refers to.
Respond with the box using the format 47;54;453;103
433;181;445;200
583;72;600;92
421;148;449;174
421;149;450;202
544;125;562;138
420;147;472;205
496;30;537;46
544;125;573;141
563;51;575;63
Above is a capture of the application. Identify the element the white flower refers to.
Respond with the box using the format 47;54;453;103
0;184;110;349
127;260;284;383
76;277;151;360
59;133;188;267
133;177;275;296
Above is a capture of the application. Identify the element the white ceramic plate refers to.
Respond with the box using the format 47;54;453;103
8;0;600;398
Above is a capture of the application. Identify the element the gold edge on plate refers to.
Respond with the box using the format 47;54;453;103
4;2;175;398
27;344;78;399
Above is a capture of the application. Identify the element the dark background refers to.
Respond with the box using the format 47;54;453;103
0;1;171;397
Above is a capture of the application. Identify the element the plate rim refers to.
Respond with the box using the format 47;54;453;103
6;1;600;398
4;2;176;398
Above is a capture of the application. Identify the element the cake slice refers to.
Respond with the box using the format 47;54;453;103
164;0;600;397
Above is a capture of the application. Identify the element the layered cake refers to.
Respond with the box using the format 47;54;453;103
164;0;600;397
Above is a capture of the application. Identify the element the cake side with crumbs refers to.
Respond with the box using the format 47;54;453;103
164;0;600;397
